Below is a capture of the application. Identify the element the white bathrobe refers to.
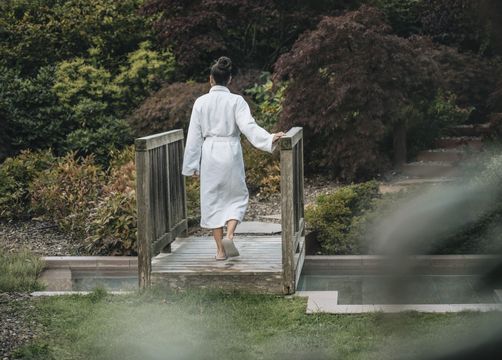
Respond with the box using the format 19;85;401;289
182;85;274;229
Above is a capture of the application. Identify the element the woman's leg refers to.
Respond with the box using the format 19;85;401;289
226;219;238;241
213;227;226;257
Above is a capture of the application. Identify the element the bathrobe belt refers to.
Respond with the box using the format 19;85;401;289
203;135;240;142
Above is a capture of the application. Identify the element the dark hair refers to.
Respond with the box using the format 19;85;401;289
210;56;232;85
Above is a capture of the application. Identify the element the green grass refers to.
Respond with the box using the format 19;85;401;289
11;286;502;360
0;246;46;292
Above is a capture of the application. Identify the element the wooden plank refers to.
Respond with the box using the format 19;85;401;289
294;237;306;289
135;129;184;151
280;127;303;150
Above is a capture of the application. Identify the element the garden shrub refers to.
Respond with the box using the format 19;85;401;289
62;117;133;168
244;72;285;131
305;181;380;254
127;82;208;137
242;140;281;196
0;65;71;160
29;152;104;237
0;149;56;220
274;5;441;180
407;89;473;157
85;146;137;255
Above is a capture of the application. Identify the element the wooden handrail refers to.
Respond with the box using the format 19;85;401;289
135;129;188;289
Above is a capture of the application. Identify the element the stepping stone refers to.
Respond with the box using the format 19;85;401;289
259;214;281;221
235;221;281;235
301;291;339;314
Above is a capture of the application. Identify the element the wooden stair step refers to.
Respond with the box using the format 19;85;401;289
435;136;483;150
444;123;491;137
416;149;466;162
400;161;459;178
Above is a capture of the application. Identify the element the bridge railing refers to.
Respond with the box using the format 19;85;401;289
135;129;188;289
279;127;305;294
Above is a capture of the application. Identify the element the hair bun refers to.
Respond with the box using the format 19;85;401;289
216;56;232;71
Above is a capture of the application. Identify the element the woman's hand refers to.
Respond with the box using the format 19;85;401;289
272;132;286;144
192;170;199;179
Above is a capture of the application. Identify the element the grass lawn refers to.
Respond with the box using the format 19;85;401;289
3;246;501;360
10;286;502;360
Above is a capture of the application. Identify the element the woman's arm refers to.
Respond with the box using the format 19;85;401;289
182;102;203;176
235;96;283;153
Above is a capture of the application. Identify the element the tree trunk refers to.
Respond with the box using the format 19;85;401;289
393;121;407;166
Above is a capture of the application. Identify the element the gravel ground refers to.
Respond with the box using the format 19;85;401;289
0;219;78;256
0;293;43;359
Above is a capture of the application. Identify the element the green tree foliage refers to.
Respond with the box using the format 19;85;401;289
0;0;151;75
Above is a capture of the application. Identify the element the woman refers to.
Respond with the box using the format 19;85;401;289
182;56;284;260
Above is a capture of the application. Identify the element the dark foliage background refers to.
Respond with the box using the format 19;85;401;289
140;0;366;79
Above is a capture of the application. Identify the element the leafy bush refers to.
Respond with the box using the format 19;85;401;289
63;117;133;167
0;149;56;219
407;89;473;157
244;72;285;131
305;181;380;254
127;82;208;137
0;65;71;160
29;152;104;237
114;41;176;110
85;146;137;255
274;5;441;180
242;140;281;196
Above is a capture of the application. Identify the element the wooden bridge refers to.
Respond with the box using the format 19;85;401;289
135;127;305;294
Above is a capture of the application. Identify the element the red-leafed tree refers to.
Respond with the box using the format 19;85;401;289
273;5;442;180
140;0;364;79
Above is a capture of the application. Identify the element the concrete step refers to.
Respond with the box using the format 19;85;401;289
400;162;459;178
434;136;483;151
444;123;491;137
416;149;465;162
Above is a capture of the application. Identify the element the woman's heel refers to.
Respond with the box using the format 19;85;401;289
222;237;240;257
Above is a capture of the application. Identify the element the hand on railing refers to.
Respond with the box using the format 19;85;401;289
272;132;286;144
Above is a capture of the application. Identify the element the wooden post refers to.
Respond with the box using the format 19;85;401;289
280;146;295;294
135;148;152;289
